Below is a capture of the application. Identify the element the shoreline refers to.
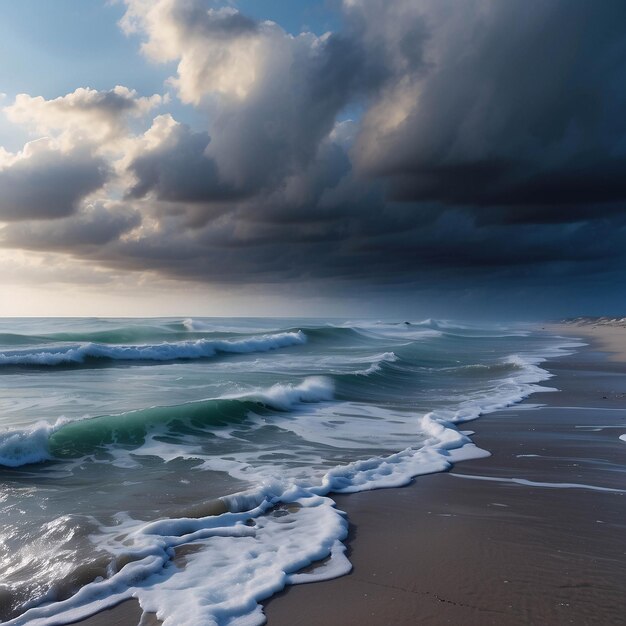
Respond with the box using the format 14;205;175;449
60;326;626;625
264;325;626;625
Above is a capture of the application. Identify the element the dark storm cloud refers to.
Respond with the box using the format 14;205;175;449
126;121;238;204
2;0;626;306
352;0;626;225
2;203;140;250
0;145;109;221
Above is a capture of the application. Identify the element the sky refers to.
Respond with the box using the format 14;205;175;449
1;0;625;318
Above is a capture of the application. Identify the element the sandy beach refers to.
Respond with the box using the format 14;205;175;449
5;0;626;622
264;325;625;625
70;324;626;626
556;321;626;362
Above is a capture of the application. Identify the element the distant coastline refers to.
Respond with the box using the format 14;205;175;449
561;316;626;327
556;318;626;361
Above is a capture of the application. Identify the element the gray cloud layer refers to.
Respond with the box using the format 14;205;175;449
0;143;108;220
1;0;626;310
352;1;626;224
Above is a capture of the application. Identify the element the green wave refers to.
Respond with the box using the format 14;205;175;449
48;397;255;458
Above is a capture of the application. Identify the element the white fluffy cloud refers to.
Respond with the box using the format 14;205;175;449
121;2;295;104
5;86;163;149
120;0;360;190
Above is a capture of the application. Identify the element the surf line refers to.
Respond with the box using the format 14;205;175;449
449;473;625;494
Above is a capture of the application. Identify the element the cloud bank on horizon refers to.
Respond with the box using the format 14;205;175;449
1;0;625;315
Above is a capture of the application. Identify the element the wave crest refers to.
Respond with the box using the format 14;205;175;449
0;331;306;367
0;420;66;467
0;376;334;468
355;351;398;376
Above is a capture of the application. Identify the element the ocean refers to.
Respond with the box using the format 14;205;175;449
0;317;578;625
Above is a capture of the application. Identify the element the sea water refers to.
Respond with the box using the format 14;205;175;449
0;318;578;625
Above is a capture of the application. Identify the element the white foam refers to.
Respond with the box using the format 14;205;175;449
7;487;349;626
353;324;443;341
344;318;532;337
162;350;398;379
0;419;68;467
237;376;334;411
0;376;335;469
287;539;352;584
4;334;581;626
261;401;424;451
182;319;273;334
450;473;625;493
619;434;626;443
183;317;209;332
0;331;307;366
354;351;397;375
5;404;489;626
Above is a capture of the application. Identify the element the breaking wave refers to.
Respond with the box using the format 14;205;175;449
0;377;334;467
0;331;306;367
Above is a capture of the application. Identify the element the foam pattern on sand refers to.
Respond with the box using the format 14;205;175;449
5;425;479;626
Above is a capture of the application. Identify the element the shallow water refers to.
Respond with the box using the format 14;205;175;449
0;317;578;625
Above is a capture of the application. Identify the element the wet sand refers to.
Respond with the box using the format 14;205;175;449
265;326;626;625
72;326;626;625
